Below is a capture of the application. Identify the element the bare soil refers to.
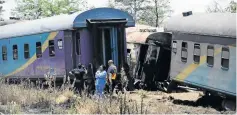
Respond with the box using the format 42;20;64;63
126;89;236;114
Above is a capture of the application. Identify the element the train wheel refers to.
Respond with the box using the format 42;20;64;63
222;99;236;111
165;81;177;93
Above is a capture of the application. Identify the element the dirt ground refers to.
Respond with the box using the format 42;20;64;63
126;89;236;114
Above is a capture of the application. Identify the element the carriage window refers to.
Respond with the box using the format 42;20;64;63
24;44;30;59
127;49;131;54
76;32;81;55
172;41;177;54
13;45;18;60
207;45;214;67
58;39;63;50
221;47;229;70
2;46;7;61
49;40;55;57
193;43;200;64
181;42;188;62
36;42;42;58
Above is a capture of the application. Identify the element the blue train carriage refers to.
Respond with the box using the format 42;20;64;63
164;12;236;109
0;8;135;82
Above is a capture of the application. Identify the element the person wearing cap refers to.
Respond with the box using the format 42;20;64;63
69;63;87;96
107;60;117;94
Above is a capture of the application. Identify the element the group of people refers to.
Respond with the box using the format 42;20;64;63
69;60;118;97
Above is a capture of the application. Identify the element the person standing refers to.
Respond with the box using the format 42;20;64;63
84;63;95;97
95;65;107;98
69;63;87;96
107;60;117;94
142;49;157;90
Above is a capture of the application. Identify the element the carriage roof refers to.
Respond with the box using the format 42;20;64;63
0;8;135;39
0;20;21;26
126;24;158;43
164;13;236;38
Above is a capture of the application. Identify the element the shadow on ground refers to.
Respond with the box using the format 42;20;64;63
172;95;224;111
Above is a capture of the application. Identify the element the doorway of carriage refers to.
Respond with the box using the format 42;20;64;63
98;27;119;68
88;22;127;71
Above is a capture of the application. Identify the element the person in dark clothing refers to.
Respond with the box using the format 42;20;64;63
141;49;157;90
122;63;134;91
69;63;87;96
84;63;95;97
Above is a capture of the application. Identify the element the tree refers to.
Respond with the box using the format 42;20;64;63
0;0;5;19
114;0;149;22
112;0;172;27
108;0;115;8
12;0;88;20
206;0;225;13
140;0;172;27
206;0;236;13
225;1;237;13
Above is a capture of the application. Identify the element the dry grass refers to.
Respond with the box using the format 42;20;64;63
0;75;150;114
0;76;232;114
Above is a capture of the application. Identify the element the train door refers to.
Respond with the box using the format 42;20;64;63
87;19;127;71
99;27;118;67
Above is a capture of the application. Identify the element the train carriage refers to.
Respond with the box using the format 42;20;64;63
132;32;172;90
164;12;236;109
0;8;135;81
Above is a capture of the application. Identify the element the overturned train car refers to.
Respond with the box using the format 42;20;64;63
133;32;172;90
0;8;135;82
165;13;236;110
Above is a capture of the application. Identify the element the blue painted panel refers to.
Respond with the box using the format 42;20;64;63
110;28;119;67
114;28;118;67
184;47;236;96
73;8;135;27
0;33;50;75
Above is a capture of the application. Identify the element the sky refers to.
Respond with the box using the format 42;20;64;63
1;0;235;19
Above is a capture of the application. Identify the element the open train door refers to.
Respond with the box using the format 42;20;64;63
86;19;135;91
86;19;127;71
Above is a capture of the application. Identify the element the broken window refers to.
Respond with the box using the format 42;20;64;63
221;46;229;70
76;32;81;55
24;44;30;59
127;49;131;54
49;40;55;57
207;45;214;67
36;42;42;58
193;43;200;64
13;45;18;60
2;46;7;61
181;42;188;62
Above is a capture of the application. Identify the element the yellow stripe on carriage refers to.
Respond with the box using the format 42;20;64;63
3;31;58;78
175;48;222;81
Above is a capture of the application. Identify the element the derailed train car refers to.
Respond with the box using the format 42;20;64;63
133;12;236;110
126;24;157;65
133;32;172;90
0;8;135;82
165;12;236;110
